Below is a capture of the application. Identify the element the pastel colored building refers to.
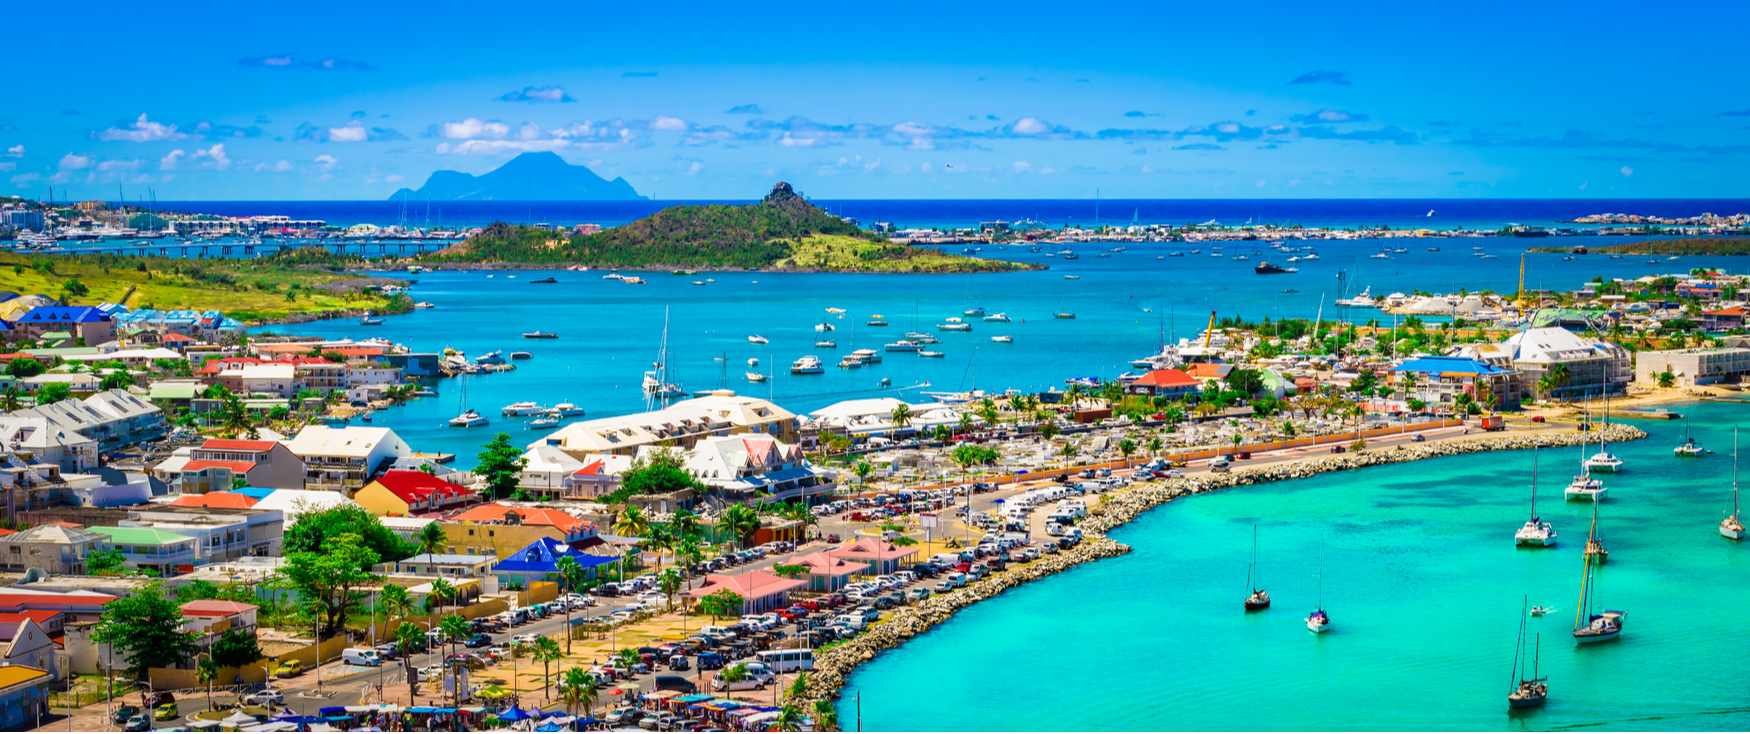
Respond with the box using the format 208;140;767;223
353;471;477;516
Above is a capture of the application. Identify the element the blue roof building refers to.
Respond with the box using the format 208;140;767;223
490;537;618;588
13;306;113;344
1391;355;1519;410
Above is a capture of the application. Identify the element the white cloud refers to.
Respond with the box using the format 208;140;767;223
686;161;703;175
441;118;511;139
1010;118;1050;135
195;144;231;170
97;113;188;142
4;145;21;158
1012;161;1031;172
1620;166;1633;177
160;150;186;170
776;134;820;147
437;139;571;155
59;153;93;170
274;160;293;172
328;121;368;142
649;116;688;131
920;162;934;174
385;174;404;183
0;163;13;172
97;159;144;171
10;173;41;184
312;154;339;172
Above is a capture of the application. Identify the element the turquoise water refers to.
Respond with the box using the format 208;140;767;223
267;235;1745;466
839;403;1750;731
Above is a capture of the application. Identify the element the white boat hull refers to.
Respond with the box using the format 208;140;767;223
1573;628;1621;644
1306;618;1330;633
1722;521;1745;540
1564;487;1607;502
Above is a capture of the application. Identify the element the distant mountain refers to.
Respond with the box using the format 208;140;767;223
388;152;644;201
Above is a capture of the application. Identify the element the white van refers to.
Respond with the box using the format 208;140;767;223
931;553;962;566
755;648;815;673
700;625;738;640
342;648;382;667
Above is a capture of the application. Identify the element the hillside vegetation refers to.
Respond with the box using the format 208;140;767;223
427;182;1038;273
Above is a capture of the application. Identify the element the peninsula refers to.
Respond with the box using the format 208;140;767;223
1530;237;1750;255
388;151;644;202
422;182;1041;273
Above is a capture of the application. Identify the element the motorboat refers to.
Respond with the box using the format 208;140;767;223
984;313;1011;322
791;356;825;374
885;340;922;352
414;302;435;309
919;350;946;358
550;403;586;417
991;335;1013;343
963;307;987;317
531;277;558;284
1676;437;1706;457
475;351;506;365
1054;313;1076;320
748;335;769;344
938;322;973;332
747;358;759;366
1529;606;1551;617
1064;275;1081;280
529;416;559;429
815;340;838;349
746;372;768;383
509;352;533;360
815;323;836;332
501;401;544;416
1305;609;1330;634
851;348;882;364
837;356;864;369
523;331;558;339
359;313;384;326
825;308;846;314
448;409;488;428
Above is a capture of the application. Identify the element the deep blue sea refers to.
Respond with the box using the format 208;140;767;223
148;198;1750;231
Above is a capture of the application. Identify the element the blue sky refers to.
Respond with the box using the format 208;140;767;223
3;0;1748;201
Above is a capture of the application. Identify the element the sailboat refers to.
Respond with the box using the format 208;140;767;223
1565;410;1607;502
1584;501;1608;565
1675;415;1706;457
1585;393;1624;472
642;307;684;406
1507;596;1548;709
1516;452;1557;547
447;376;487;427
1723;429;1745;540
1306;538;1330;633
1244;525;1270;611
1572;534;1625;644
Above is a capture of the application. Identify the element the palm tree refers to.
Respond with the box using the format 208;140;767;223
775;703;807;732
889;402;913;435
417;523;448;556
812;701;839;730
439;613;469;703
1039;422;1060;442
853;461;874;486
658;567;684;613
957;411;974;436
378;584;415;627
1063;383;1085;409
719;504;760;550
220;395;253;437
395;622;425;698
556;555;584;653
977;398;1000;426
428;577;456;615
559;666;599;717
1548;363;1571;399
0;386;21;412
197;658;218;713
646;524;674;570
1146;436;1164;459
669;506;701;540
613;505;650;539
1118;438;1137;468
533;637;564;701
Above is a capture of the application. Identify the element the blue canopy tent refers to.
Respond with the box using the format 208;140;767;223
498;705;537;722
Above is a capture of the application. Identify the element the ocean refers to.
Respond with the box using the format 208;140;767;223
838;402;1750;731
265;234;1740;465
148;198;1750;231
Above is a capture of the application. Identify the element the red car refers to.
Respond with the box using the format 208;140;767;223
778;606;809;621
794;600;820;612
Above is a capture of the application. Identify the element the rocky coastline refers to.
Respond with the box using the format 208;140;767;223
797;423;1648;726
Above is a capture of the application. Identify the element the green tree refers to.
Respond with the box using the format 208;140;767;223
556;555;584;653
278;532;383;637
34;382;72;404
378;584;416;624
853;461;874;485
533;636;564;701
1118;438;1137;468
612;447;705;502
612;505;650;538
282;502;414;563
658;567;685;612
719;504;761;549
699;589;744;619
474;432;528;500
92;581;199;678
395;622;425;698
559;666;599;717
87;548;129;576
1224;368;1266;397
1658;370;1676;388
1039;421;1060;441
210;628;263;668
417;522;448;556
101;370;135;391
0;386;21;412
197;658;218;712
813;701;839;730
889;402;913;433
5;358;45;379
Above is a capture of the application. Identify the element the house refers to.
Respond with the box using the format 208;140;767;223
178;600;258;647
679;435;835;505
0;664;52;728
0;416;96;472
167;492;259;509
488;537;617;589
826;539;919;575
18;505;283;562
0;524;104;574
801;397;974;442
0;389;165;453
345;365;402;388
518;443;630;500
787;551;869;591
683;569;807;614
11;306;113;344
534;391;799;458
1390;356;1521;410
1702;307;1746;332
251;489;358;526
222;364;297;398
1123;368;1202;398
441;504;597;560
383;554;499;594
1634;347;1750;387
157;439;305;495
353;471;477;516
88;527;200;575
1181;362;1235;383
0;617;59;683
282;425;412;492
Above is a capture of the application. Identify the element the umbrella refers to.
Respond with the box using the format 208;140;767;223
606;689;624;696
270;710;302;721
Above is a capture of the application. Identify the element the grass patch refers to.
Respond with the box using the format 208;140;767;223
774;235;1037;273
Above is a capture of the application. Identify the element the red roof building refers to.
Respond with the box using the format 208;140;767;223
355;471;478;515
684;569;807;613
1125;368;1204;398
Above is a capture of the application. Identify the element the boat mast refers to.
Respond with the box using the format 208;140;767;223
1248;525;1259;593
1529;450;1539;521
1316;536;1325;612
1511;595;1527;692
1736;428;1741;521
1575;536;1593;632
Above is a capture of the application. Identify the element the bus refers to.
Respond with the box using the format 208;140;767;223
755;648;815;673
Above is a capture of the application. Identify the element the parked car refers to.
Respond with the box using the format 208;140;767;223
124;715;151;732
112;705;140;724
273;660;305;678
655;675;698;694
243;689;284;706
464;634;492;648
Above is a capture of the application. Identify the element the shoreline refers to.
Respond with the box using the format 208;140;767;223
798;421;1648;726
351;260;1045;275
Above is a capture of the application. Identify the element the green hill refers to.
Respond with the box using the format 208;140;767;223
1529;237;1750;255
425;182;1038;273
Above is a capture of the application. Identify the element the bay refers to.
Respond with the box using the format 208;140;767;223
840;402;1750;731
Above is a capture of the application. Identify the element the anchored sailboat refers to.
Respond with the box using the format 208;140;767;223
1566;409;1607;502
1572;533;1624;644
1244;525;1270;611
1584;501;1608;565
1516;452;1557;547
1675;414;1706;457
1585;392;1624;472
1724;429;1744;540
1306;537;1330;633
1507;596;1548;709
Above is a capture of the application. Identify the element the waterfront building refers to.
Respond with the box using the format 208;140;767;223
0;208;45;232
801;397;972;442
353;470;476;515
1124;368;1203;398
0;389;165;455
282;425;412;492
1634;346;1750;387
1390;356;1521;410
11;306;113;345
788;551;870;591
1465;327;1630;399
534;390;798;458
518;443;630;500
684;569;807;614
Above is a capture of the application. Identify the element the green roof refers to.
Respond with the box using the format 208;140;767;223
22;347;101;357
148;385;201;400
90;527;195;545
38;332;72;341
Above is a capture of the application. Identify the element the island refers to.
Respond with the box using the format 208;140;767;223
420;182;1042;273
1528;237;1750;255
0;248;412;324
389;151;644;201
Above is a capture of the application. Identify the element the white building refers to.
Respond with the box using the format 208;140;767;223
0;390;164;453
802;398;972;441
673;435;836;505
251;488;359;526
532;391;799;457
1464;327;1631;399
518;443;631;500
282;425;412;492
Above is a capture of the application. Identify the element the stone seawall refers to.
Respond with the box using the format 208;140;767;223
799;424;1647;726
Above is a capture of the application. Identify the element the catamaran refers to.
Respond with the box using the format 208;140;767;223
1516;452;1557;547
1244;525;1270;611
1724;429;1745;540
790;356;825;374
1507;597;1549;709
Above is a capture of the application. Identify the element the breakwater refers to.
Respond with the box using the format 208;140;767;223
800;423;1648;726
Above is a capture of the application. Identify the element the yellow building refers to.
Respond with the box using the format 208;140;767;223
437;504;599;560
352;471;477;516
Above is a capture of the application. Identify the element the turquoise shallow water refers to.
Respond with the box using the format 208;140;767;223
840;403;1750;731
266;235;1744;465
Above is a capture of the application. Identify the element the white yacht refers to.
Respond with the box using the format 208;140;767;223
837;356;864;369
642;370;684;398
747;335;769;345
814;339;838;348
983;313;1011;322
1725;429;1744;540
448;409;488;428
501;401;544;417
938;321;973;332
747;358;759;367
963;307;987;317
1565;474;1606;502
1584;451;1623;473
991;335;1013;343
529;416;559;429
815;323;836;332
746;372;768;383
885;340;922;352
791;356;825;374
1517;455;1557;547
550;402;586;417
851;348;881;364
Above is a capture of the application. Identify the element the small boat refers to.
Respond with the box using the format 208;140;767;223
1254;262;1297;275
747;357;759;366
414;302;435;309
983;313;1011;322
885;340;922;352
1054;313;1076;320
502;401;543;416
1676;416;1706;457
815;323;836;332
550;402;586;417
359;313;384;326
814;340;838;348
529;416;559;429
879;377;891;387
1725;429;1744;540
938;322;972;332
826;308;846;314
745;372;768;383
509;351;533;360
1244;526;1269;611
523;332;558;339
448;409;488;428
1529;606;1551;617
1508;597;1549;709
530;277;558;284
837;356;864;369
1516;453;1557;547
1064;275;1081;280
1572;523;1623;644
919;350;945;358
963;307;987;317
866;319;888;327
791;356;825;374
475;351;506;365
748;335;769;345
692;281;706;286
1370;253;1390;260
1565;417;1606;502
991;335;1013;343
851;348;881;364
1306;538;1329;633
